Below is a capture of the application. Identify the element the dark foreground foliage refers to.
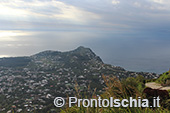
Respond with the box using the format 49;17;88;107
61;75;170;113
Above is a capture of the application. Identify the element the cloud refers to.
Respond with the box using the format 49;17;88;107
147;0;170;10
112;0;120;5
0;0;100;24
0;30;29;41
0;0;170;33
151;0;164;4
0;55;10;58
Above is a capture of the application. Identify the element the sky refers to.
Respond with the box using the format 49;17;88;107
0;0;170;73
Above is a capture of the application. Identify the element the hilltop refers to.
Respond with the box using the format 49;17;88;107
0;46;158;112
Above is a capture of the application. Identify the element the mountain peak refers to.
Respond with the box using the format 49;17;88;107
73;46;94;54
70;46;96;58
74;46;91;52
76;46;87;50
70;46;103;63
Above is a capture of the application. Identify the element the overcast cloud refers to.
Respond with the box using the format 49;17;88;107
0;0;170;73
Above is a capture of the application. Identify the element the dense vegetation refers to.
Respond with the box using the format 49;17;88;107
0;57;31;67
61;75;170;113
156;70;170;86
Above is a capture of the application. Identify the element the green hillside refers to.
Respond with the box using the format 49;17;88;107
156;71;170;86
